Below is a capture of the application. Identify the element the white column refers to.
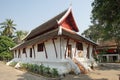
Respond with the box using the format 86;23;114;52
83;43;87;58
106;55;109;62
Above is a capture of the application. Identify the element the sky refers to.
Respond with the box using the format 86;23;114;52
0;0;93;34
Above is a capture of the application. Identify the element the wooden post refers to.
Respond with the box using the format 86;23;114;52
43;43;48;59
64;38;69;58
32;45;35;58
60;36;62;59
52;39;58;58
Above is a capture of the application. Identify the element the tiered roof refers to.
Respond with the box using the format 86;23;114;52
12;7;97;50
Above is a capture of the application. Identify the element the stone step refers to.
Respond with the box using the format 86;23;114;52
73;58;87;74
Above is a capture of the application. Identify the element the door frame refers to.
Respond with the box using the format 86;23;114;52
68;44;72;59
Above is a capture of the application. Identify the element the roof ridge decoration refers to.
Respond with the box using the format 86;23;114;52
23;7;79;41
58;7;72;24
58;7;79;32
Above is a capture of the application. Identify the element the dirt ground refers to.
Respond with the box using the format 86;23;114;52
0;61;120;80
62;63;120;80
0;61;46;80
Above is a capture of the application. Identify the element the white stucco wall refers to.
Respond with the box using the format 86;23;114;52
34;44;46;61
82;43;88;58
13;37;94;62
14;50;17;58
45;39;58;60
12;37;96;74
89;45;93;60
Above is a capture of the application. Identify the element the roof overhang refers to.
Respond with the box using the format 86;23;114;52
12;27;97;50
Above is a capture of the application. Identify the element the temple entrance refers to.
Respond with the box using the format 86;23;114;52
68;45;72;58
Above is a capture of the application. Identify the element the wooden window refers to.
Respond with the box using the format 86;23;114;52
37;43;44;52
22;48;26;53
30;48;32;58
76;42;83;50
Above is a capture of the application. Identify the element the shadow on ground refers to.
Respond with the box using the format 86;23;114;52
16;71;108;80
61;74;108;80
97;63;120;70
10;63;120;80
17;71;47;80
2;62;119;80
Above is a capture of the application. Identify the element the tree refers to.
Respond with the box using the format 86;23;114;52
82;24;104;42
0;31;2;35
91;0;120;53
0;36;16;61
14;30;28;44
0;19;16;38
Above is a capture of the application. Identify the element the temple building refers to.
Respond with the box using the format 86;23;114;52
97;40;120;63
8;7;97;74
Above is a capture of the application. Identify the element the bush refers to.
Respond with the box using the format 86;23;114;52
43;66;51;77
39;64;44;75
33;64;39;74
28;64;34;72
94;56;99;62
0;51;13;61
51;68;59;77
9;61;17;67
0;36;16;61
21;63;28;70
20;63;59;78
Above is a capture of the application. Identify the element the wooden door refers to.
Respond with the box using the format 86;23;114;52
68;45;72;58
30;48;32;58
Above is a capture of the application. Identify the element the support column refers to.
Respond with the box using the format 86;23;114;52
64;39;69;58
60;36;62;59
44;43;48;59
118;54;120;62
106;55;109;62
32;45;35;59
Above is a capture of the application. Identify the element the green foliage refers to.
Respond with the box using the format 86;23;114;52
82;0;120;55
0;19;16;38
39;64;44;75
20;63;59;78
0;19;28;61
44;66;51;74
91;0;120;43
0;36;16;61
9;61;17;67
43;66;51;77
32;64;39;74
51;68;59;77
82;25;104;42
27;64;34;72
92;0;120;24
93;56;99;62
14;30;28;44
0;51;13;61
0;36;15;52
21;63;28;70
